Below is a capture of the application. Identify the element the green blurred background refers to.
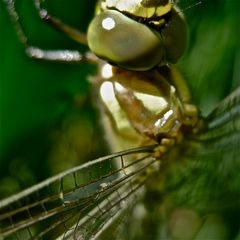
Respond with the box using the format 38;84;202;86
0;0;239;198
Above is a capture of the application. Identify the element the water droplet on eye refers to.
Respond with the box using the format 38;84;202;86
102;17;116;30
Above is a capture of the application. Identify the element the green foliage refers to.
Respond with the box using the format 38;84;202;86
179;0;240;115
0;1;101;197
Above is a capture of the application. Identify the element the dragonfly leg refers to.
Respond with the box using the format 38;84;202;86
3;0;97;63
159;66;200;128
33;0;88;45
25;47;98;64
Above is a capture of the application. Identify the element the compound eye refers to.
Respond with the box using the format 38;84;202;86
87;10;165;71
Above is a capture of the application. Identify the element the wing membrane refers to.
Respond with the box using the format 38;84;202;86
128;88;240;239
1;88;240;239
163;87;240;212
0;145;158;239
63;171;148;239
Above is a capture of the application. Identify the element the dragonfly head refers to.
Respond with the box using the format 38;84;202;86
87;2;188;71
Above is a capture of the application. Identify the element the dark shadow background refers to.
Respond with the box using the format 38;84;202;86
0;0;239;198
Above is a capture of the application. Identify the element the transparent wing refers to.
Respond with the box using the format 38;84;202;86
0;145;158;239
1;87;240;240
62;170;147;240
181;86;240;209
151;87;240;239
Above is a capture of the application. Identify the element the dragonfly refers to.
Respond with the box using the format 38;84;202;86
0;0;240;239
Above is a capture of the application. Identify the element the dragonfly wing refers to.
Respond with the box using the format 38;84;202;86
179;86;240;210
80;86;240;240
62;171;147;239
0;145;158;239
147;87;240;239
1;86;240;240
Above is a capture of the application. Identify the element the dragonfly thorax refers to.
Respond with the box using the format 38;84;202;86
97;63;189;152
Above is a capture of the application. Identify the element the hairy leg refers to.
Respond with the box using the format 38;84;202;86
2;0;97;63
33;0;88;45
